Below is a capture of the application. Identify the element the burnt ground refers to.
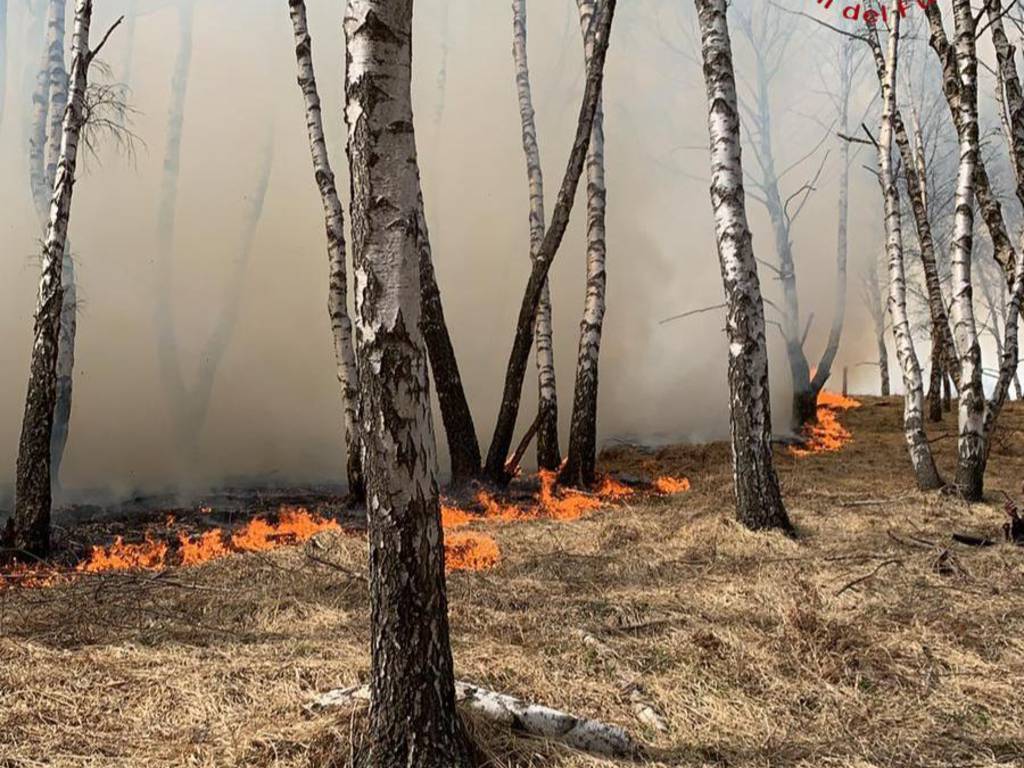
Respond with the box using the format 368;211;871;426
1;396;1023;767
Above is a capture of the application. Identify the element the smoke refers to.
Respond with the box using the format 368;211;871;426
0;0;901;502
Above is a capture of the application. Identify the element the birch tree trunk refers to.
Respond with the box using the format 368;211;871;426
415;196;482;484
808;38;853;401
869;32;959;400
343;1;472;764
695;0;791;533
41;0;76;497
926;1;1017;284
287;0;363;500
511;0;560;472
483;0;617;484
864;258;891;397
877;8;942;492
28;0;60;220
946;0;985;500
14;0;107;557
153;0;194;456
560;0;607;489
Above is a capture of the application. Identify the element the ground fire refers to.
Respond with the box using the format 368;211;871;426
789;391;862;457
1;474;692;585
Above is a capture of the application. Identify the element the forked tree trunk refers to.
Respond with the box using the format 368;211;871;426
926;1;1017;283
287;0;363;500
946;0;985;500
560;0;608;489
14;0;108;557
694;0;791;533
343;1;472;765
483;0;616;484
415;197;482;485
511;0;560;472
877;8;942;492
868;31;959;395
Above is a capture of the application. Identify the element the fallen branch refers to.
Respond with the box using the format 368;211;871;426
504;411;542;479
834;558;902;596
311;681;645;759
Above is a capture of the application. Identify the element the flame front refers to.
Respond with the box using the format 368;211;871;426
653;476;691;494
790;391;862;456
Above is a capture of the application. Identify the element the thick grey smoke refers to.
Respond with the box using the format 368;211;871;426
0;0;894;502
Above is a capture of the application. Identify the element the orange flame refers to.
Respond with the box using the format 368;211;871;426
445;532;501;571
790;391;862;456
595;475;635;499
76;534;169;573
653;476;691;494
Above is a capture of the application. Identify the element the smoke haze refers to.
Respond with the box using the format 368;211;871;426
0;0;909;502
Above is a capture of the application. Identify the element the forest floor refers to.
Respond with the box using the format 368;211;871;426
1;396;1023;767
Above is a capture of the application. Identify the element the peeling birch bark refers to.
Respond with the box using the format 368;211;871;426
287;0;363;499
695;0;791;532
484;0;617;484
14;0;113;557
312;681;644;759
926;1;1017;283
343;0;472;764
560;0;608;488
945;0;986;500
511;0;560;472
876;8;942;492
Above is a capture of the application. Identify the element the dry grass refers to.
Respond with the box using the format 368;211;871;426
1;396;1023;767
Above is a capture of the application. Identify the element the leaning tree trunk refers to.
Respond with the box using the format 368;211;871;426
40;0;77;496
694;0;791;533
343;1;473;765
559;0;608;489
14;0;106;557
877;7;943;492
483;0;617;484
287;0;363;500
511;0;560;472
415;196;482;485
946;0;985;500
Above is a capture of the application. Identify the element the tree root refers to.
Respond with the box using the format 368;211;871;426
311;680;645;759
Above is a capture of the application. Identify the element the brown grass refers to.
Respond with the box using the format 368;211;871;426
1;396;1023;767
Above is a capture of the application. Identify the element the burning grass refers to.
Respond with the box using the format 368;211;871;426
789;390;863;457
2;399;1022;767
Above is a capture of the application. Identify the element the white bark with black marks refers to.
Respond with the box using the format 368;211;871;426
484;0;617;484
695;0;791;532
343;0;472;764
511;0;560;471
877;8;942;491
287;0;363;499
560;0;608;489
14;0;114;557
947;0;985;500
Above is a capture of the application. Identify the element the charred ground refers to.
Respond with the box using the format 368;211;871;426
1;396;1022;767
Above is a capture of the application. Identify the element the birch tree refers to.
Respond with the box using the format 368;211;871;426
287;0;363;499
511;0;561;472
875;7;943;491
560;0;608;488
694;0;791;533
732;2;851;429
484;0;617;484
13;0;121;557
859;257;891;396
343;0;472;763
